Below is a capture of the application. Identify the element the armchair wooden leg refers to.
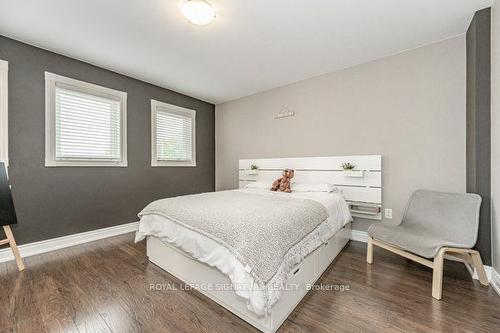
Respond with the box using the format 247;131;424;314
369;241;488;300
470;251;489;286
432;248;445;300
3;225;25;271
367;237;373;264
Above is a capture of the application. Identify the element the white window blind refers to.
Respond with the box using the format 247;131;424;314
55;87;121;161
45;72;127;167
151;100;196;167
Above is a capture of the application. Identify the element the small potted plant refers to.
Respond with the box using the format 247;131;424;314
341;162;364;177
341;162;356;171
247;164;259;175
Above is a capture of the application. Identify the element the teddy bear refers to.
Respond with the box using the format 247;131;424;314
270;169;295;193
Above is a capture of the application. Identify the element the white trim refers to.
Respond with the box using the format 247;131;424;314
0;222;139;264
491;268;500;296
44;72;128;167
350;229;369;243
151;99;196;167
45;72;127;99
0;59;8;166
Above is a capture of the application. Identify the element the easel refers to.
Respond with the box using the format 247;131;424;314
0;162;25;271
1;225;24;271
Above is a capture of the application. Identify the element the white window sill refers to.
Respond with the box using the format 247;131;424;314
151;160;196;167
45;160;128;167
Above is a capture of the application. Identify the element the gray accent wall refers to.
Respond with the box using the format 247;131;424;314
466;8;491;265
216;36;467;233
0;35;215;244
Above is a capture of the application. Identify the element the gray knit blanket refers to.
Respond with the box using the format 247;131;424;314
139;190;328;286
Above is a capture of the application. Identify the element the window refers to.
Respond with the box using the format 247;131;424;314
151;100;196;167
0;60;7;166
45;72;127;167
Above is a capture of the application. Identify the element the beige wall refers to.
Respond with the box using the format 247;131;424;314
491;3;500;273
216;36;466;231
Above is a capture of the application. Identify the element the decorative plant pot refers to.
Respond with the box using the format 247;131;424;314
342;170;364;178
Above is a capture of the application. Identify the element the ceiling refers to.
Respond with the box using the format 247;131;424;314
0;0;493;104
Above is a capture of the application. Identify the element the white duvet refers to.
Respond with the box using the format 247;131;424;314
135;189;351;316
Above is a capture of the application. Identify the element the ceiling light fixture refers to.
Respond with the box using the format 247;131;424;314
181;0;216;26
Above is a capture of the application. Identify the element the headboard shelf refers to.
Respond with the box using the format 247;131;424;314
239;155;382;220
347;201;382;220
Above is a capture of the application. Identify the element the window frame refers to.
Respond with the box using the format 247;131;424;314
0;60;8;167
45;72;128;167
151;99;196;167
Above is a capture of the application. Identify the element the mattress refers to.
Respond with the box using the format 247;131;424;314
135;188;351;316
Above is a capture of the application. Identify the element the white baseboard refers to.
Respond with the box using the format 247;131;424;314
465;264;493;282
0;222;139;264
491;268;500;296
464;262;493;282
5;223;498;298
350;229;369;243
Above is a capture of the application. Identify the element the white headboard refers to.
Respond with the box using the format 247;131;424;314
238;155;382;220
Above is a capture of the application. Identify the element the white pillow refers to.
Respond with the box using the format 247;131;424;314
245;181;271;190
292;182;338;193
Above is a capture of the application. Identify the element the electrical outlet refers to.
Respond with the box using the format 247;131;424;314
384;208;393;219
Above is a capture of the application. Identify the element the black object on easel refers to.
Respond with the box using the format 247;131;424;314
0;162;17;226
0;162;25;271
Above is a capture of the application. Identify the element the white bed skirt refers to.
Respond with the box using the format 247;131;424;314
147;222;351;333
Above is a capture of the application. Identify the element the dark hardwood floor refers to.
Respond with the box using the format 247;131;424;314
1;233;499;333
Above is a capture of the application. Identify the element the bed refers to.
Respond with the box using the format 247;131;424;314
136;155;382;333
